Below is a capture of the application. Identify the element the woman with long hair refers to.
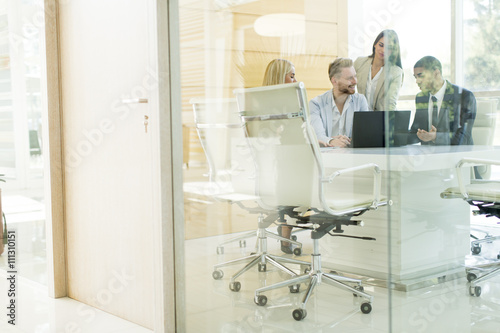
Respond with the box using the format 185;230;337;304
354;29;403;111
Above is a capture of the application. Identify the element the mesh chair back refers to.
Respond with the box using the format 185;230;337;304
191;98;254;195
234;82;321;208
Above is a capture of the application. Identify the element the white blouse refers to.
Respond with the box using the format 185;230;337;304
365;66;384;111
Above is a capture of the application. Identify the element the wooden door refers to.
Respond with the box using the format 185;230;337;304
59;0;158;328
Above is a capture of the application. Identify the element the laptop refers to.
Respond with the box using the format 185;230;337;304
351;111;411;148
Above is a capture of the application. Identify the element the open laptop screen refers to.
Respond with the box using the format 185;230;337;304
351;111;411;148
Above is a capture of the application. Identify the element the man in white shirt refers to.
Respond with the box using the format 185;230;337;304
309;58;370;148
410;56;476;145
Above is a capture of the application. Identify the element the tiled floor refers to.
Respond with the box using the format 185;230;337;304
1;215;500;332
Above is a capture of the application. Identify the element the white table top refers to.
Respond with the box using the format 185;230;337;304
320;145;500;172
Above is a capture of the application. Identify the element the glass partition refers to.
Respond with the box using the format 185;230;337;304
0;0;47;285
178;0;500;331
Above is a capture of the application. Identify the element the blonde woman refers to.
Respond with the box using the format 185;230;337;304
262;59;297;86
262;58;297;254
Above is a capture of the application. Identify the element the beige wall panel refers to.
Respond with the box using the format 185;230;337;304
304;21;339;56
232;0;306;16
305;0;339;23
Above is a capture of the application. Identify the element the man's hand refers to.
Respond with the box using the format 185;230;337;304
417;126;437;142
327;135;351;148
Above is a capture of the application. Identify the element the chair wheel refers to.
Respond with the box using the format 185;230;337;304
291;235;297;241
258;263;267;272
212;270;223;280
293;247;302;256
229;281;241;292
471;245;481;255
292;308;307;321
360;302;372;314
353;285;364;296
467;272;477;282
255;295;267;306
469;286;481;297
289;284;300;293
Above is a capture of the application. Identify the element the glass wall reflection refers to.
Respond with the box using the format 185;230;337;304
179;0;500;331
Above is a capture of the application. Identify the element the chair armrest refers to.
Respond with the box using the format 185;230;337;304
455;158;500;199
322;163;383;208
323;163;381;183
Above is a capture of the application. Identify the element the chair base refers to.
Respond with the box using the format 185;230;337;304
215;214;303;255
466;262;500;297
212;215;310;291
470;230;500;258
253;238;373;321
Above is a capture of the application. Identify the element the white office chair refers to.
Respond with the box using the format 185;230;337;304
234;82;388;320
472;99;497;179
189;97;308;291
468;99;498;254
441;158;500;297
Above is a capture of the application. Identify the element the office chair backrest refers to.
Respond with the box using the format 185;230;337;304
234;82;321;208
473;99;497;179
473;99;497;146
191;98;254;194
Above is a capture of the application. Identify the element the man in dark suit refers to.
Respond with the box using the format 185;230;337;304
410;56;476;145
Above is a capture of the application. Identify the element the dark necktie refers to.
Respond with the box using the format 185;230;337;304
431;96;438;128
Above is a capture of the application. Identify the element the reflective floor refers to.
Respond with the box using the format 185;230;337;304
185;221;500;333
0;274;152;333
0;215;499;332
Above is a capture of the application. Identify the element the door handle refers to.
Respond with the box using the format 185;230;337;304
121;98;148;104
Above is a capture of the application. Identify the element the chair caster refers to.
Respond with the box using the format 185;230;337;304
254;295;267;306
258;263;267;272
360;302;372;314
229;281;241;292
469;285;481;297
293;247;302;256
467;272;477;282
291;235;298;241
289;284;300;293
216;246;224;255
292;308;307;321
212;270;224;280
471;244;481;255
353;285;364;296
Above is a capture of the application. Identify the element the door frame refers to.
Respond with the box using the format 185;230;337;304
43;0;184;331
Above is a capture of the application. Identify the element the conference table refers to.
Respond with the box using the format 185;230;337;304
318;145;500;291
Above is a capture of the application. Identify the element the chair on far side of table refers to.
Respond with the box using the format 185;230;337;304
441;158;500;297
